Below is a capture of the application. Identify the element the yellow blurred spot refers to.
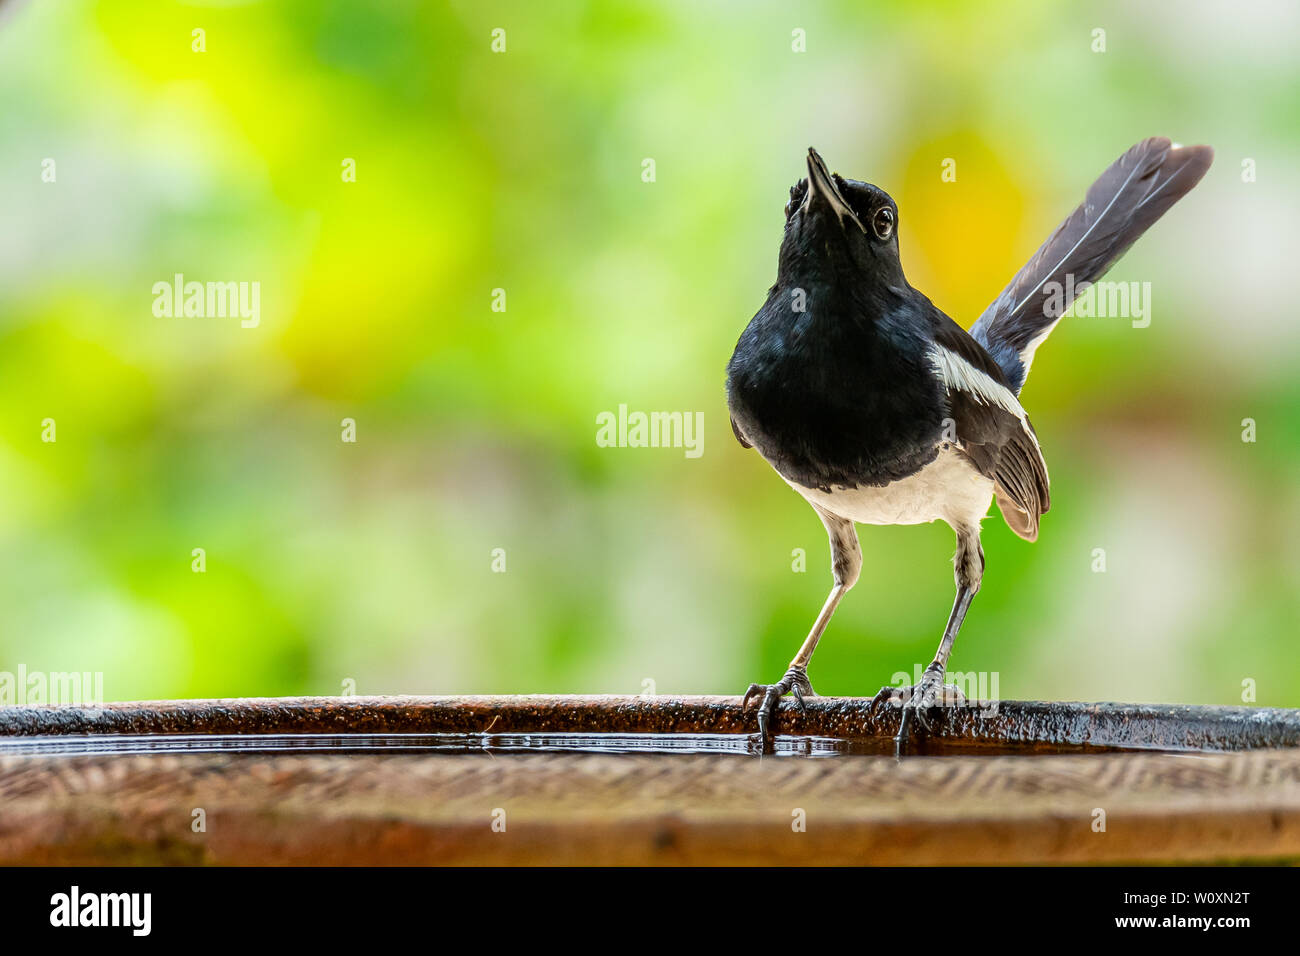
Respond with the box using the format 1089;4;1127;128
899;132;1028;327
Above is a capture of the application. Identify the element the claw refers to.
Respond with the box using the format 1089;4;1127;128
740;665;814;744
872;684;905;709
757;688;777;740
893;668;966;750
895;704;916;749
791;682;808;711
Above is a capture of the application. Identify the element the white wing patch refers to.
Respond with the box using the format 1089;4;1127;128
929;345;1024;416
927;345;1042;452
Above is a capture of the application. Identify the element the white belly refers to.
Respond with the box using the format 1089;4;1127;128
788;446;994;529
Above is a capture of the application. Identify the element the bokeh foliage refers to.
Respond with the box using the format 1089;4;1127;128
1;1;1297;705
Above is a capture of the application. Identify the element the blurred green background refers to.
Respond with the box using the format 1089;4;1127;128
0;0;1297;706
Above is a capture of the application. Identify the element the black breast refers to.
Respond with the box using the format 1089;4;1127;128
726;287;946;491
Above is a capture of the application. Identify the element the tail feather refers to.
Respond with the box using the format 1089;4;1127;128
971;137;1213;393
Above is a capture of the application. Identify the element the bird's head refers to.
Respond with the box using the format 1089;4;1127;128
778;147;906;292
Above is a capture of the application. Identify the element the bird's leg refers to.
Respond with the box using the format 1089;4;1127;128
743;508;859;742
742;584;843;734
889;528;984;749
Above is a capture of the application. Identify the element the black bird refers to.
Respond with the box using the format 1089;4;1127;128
726;138;1212;748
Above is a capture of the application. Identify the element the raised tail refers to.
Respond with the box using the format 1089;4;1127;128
971;137;1213;393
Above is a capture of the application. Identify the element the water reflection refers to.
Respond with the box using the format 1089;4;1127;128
0;732;1154;758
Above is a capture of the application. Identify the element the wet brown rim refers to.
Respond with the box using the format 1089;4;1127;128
2;695;1298;753
3;696;1300;864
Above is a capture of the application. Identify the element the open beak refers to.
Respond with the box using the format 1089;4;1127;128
804;148;865;233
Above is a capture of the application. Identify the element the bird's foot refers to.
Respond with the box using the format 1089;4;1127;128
872;665;965;748
741;665;815;740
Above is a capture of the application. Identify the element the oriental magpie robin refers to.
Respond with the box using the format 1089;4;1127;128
726;139;1212;750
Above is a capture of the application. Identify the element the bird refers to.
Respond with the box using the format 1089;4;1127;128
725;138;1213;750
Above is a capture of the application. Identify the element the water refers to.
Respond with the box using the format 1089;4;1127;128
0;731;1138;757
0;732;883;757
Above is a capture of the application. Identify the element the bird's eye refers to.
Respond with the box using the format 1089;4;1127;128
872;206;895;240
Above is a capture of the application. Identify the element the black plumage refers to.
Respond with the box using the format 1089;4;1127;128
726;141;1212;749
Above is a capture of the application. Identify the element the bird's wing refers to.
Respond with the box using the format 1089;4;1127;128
930;321;1050;541
970;137;1213;394
729;414;752;448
